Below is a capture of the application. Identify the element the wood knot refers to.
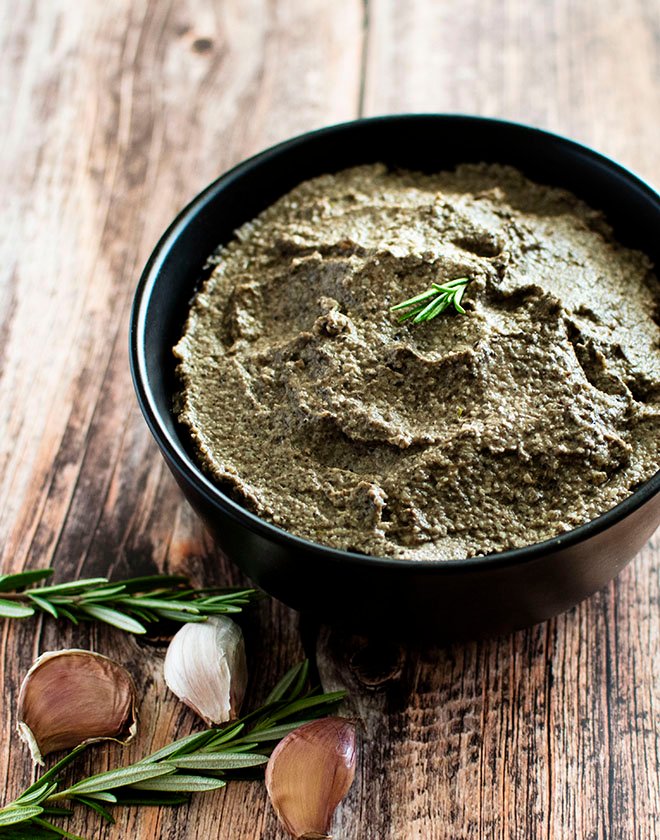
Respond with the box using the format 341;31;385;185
192;37;214;54
348;640;404;689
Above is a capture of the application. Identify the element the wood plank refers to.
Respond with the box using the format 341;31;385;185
0;1;363;837
362;0;660;180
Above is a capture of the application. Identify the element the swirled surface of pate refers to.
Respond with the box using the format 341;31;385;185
174;164;660;560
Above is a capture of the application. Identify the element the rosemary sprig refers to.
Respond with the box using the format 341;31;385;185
391;276;472;323
0;661;345;839
0;569;258;634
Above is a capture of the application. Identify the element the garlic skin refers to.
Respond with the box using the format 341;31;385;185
265;717;357;840
17;649;137;765
164;615;247;725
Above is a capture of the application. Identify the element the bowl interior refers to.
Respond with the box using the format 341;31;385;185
132;115;660;565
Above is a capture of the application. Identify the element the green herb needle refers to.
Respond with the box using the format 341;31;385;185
391;277;472;323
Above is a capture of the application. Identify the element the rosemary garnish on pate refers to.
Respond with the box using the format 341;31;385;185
391;276;472;323
0;569;258;634
0;661;345;839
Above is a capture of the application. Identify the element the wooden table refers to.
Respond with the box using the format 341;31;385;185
2;1;659;837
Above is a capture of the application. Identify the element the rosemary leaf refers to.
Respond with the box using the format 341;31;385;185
0;570;53;592
0;831;46;840
61;763;175;796
236;720;317;742
152;609;208;623
130;776;226;793
0;807;44;826
15;783;57;807
453;282;468;312
264;660;308;704
418;294;451;322
27;596;59;619
53;607;79;625
0;601;35;619
70;797;114;824
30;819;85;840
200;743;255;756
22;746;89;796
0;825;73;840
390;286;439;310
75;793;116;804
199;590;256;604
169;753;269;771
121;598;200;613
202;723;245;749
109;791;190;807
264;690;347;724
77;586;128;602
77;605;147;635
29;580;109;596
198;604;243;614
120;606;154;623
140;731;217;764
414;292;449;322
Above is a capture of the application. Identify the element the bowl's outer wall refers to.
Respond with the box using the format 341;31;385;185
133;116;660;635
166;459;660;636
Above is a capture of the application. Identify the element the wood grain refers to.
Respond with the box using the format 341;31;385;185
0;1;363;838
1;1;659;838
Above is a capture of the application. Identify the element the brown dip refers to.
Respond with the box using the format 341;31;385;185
173;164;660;561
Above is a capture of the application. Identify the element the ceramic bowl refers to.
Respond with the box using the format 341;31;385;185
130;115;660;637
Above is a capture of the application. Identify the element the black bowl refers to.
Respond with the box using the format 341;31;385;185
130;115;660;638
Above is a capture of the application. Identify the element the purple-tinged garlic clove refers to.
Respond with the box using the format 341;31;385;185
17;649;137;765
265;717;357;839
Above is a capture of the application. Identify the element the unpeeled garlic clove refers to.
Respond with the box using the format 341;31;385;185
265;717;357;840
163;615;247;725
17;649;137;765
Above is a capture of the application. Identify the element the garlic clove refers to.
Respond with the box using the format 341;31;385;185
17;649;137;765
163;615;247;725
265;717;357;840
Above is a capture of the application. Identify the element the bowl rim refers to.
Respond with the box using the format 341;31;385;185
130;112;660;574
